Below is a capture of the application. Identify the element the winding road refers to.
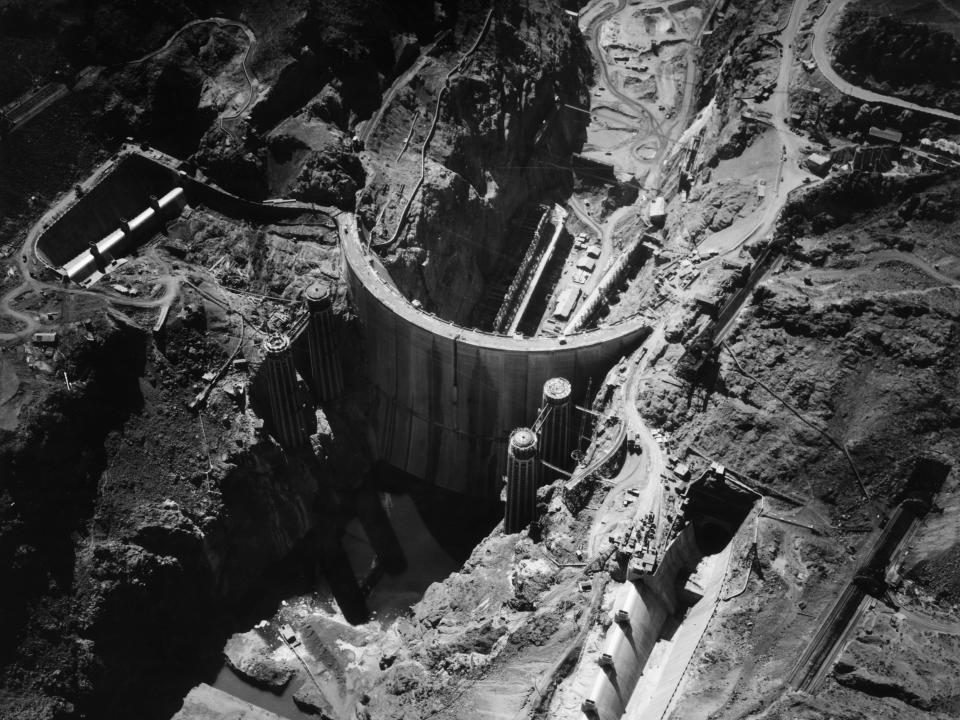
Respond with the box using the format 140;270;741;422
125;17;260;137
811;0;960;123
579;0;672;188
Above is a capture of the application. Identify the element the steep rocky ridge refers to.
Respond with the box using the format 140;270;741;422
645;171;960;718
0;203;372;719
832;6;960;115
359;0;592;323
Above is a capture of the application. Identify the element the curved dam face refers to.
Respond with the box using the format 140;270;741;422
339;214;650;497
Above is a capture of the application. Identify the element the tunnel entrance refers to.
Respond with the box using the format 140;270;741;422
685;471;757;557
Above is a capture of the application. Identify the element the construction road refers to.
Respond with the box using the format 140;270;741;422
812;0;960;123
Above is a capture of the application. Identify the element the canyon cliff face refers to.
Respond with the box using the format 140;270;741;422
0;2;596;717
0;310;332;719
360;0;592;323
0;203;368;719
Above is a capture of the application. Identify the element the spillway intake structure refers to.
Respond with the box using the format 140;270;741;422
260;333;314;451
64;187;186;285
539;377;572;472
504;427;539;534
304;282;344;402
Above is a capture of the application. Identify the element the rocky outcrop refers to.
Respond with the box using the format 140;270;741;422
286;148;366;208
223;632;295;692
292;681;335;717
97;26;242;157
0;285;352;718
173;683;287;720
832;9;960;115
834;665;933;710
361;0;592;324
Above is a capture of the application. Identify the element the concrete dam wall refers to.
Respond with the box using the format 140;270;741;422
339;214;650;497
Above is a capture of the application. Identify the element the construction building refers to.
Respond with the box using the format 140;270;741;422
868;126;903;145
538;377;572;472
303;282;344;402
260;334;314;451
552;286;581;321
805;152;832;177
504;427;540;533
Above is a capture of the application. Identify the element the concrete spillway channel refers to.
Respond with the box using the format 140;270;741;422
62;186;186;285
579;475;755;720
36;151;334;285
582;524;707;720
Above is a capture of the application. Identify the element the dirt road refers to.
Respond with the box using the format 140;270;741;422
812;0;960;122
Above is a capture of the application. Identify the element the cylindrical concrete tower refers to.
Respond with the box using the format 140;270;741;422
304;282;344;402
261;333;311;451
504;427;539;534
539;377;572;473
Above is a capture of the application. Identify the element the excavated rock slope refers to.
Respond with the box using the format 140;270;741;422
645;171;960;719
358;0;591;323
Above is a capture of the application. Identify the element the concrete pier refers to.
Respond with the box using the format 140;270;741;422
303;282;344;402
504;427;539;534
260;334;313;451
539;377;572;473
